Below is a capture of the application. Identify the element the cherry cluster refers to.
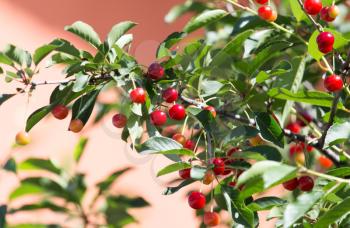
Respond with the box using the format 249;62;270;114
283;176;314;191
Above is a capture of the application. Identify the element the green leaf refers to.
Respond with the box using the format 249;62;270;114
163;179;195;195
18;158;60;175
289;0;308;22
97;167;131;192
108;195;149;208
3;158;16;173
3;44;32;67
241;145;282;161
283;190;324;228
268;88;346;110
74;137;88;163
255;112;284;148
237;161;297;199
138;136;190;161
10;201;68;213
215;185;255;227
71;89;100;124
0;205;6;228
0;94;15;106
156;32;186;58
165;1;208;23
116;34;133;48
0;52;14;66
200;80;223;97
106;21;137;49
9;184;47;201
72;74;90;92
315;197;350;228
25;106;52;132
210;30;253;67
65;21;101;48
183;9;227;33
325;122;350;147
190;166;207;180
247;197;286;211
33;42;62;65
326;167;350;177
280;56;306;125
157;162;191;177
308;28;349;61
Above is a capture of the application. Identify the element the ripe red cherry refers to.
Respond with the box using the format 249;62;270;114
228;181;236;187
304;0;322;15
212;158;225;175
324;74;343;92
150;110;167;126
298;176;314;191
172;133;186;145
283;178;299;191
69;119;84;133
203;212;220;227
255;0;268;4
112;113;127;128
318;156;333;168
162;88;178;103
184;139;195;150
286;122;302;134
16;132;31;146
188;191;206;209
317;32;334;54
179;168;191;179
169;104;186;120
147;62;164;80
129;88;146;104
328;5;340;18
320;7;335;22
258;6;278;22
203;106;217;118
51;104;69;120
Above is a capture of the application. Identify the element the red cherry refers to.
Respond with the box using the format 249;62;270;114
258;6;278;22
162;88;178;103
212;158;225;175
289;143;304;156
283;178;299;191
129;88;146;104
169;104;186;120
147;62;164;80
188;191;206;209
203;212;220;227
150;110;167;126
255;0;268;4
324;74;343;92
179;168;191;179
298;176;314;191
51;104;69;120
203;106;217;118
172;133;186;145
69;119;84;133
317;32;334;54
328;5;340;18
320;7;335;22
304;0;322;15
318;156;333;168
112;113;127;128
184;139;195;150
286;122;302;134
228;181;236;187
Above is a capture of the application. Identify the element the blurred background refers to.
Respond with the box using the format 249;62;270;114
0;0;203;227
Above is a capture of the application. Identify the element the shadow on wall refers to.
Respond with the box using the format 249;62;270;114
7;0;191;64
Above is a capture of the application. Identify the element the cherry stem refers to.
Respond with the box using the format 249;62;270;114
299;166;350;184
